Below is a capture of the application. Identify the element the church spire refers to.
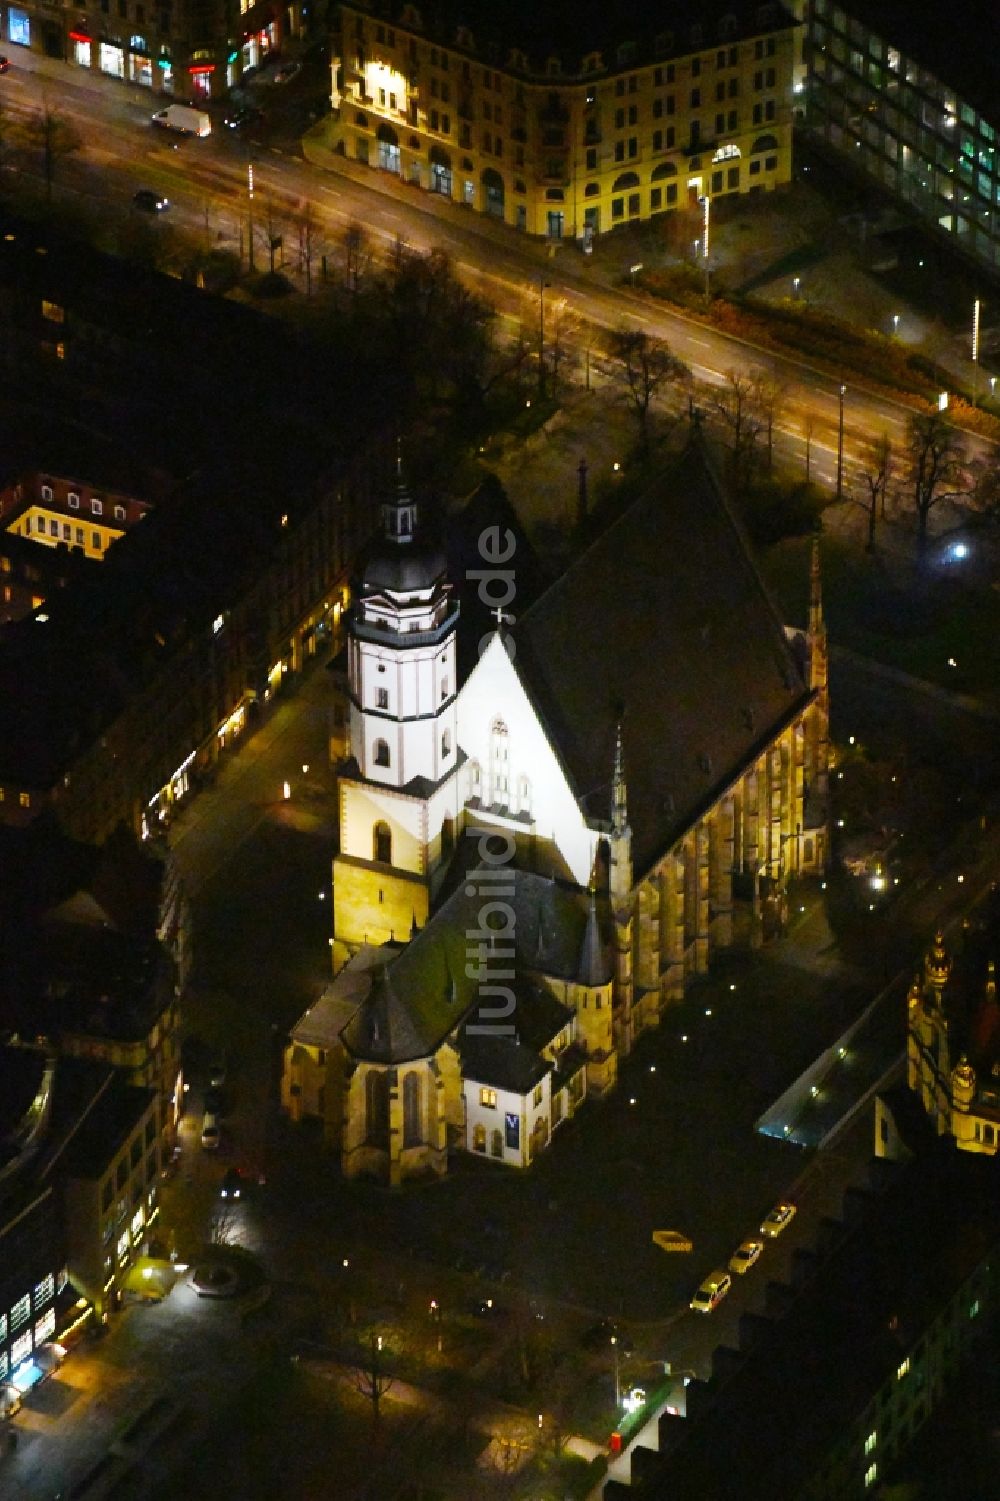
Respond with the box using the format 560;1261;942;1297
612;722;629;836
380;442;418;545
807;535;828;696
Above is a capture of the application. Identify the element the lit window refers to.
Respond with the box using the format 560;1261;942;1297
480;1087;497;1108
10;1294;30;1331
34;1306;55;1344
896;1358;910;1380
864;1462;877;1488
10;1329;31;1368
970;1299;981;1318
864;1431;877;1455
41;299;65;323
33;1274;54;1310
18;792;29;809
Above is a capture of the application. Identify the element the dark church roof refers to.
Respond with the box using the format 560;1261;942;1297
340;868;609;1064
514;439;812;876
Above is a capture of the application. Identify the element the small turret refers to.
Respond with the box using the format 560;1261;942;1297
951;1053;976;1113
924;931;952;998
577;889;613;988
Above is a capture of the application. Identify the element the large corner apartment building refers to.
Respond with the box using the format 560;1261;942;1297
331;1;796;240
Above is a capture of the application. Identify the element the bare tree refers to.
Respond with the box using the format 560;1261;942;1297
296;203;317;295
753;373;787;474
803;410;816;483
27;107;80;201
710;368;767;491
606;327;689;452
855;432;892;551
343;221;373;294
901;411;968;559
209;1198;239;1246
351;1332;394;1431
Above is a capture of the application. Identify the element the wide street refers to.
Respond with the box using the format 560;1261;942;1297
1;48;995;504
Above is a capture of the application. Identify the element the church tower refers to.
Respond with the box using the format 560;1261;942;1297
606;723;635;1050
333;459;462;967
806;536;829;797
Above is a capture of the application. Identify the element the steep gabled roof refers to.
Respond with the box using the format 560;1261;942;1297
514;439;812;875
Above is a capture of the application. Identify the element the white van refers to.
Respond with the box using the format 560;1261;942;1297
200;1112;220;1150
151;105;211;137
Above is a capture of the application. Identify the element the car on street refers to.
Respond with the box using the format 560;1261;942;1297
273;61;302;84
728;1239;764;1275
689;1271;732;1313
0;56;10;73
581;1319;634;1355
760;1202;797;1239
223;105;265;131
220;1168;245;1199
200;1112;220;1150
204;1086;224;1116
209;1059;227;1089
133;189;169;214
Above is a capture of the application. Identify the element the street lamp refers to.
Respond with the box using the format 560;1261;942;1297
793;276;801;297
701;195;711;299
973;297;981;398
891;312;900;335
247;158;255;273
836;383;846;501
611;1334;621;1408
537;274;551;399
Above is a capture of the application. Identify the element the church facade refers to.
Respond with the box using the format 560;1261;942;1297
281;441;830;1183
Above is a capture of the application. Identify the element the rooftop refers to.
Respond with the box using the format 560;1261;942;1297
515;439;812;876
364;1;796;73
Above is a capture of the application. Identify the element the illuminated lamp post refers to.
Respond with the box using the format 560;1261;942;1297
836;383;846;501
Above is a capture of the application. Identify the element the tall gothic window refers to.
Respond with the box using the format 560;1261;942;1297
402;1071;422;1147
365;1070;389;1149
373;737;390;767
490;717;509;805
373;821;392;864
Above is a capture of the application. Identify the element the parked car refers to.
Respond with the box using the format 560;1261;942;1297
133;189;169;214
273;61;302;85
728;1239;764;1276
209;1059;227;1089
689;1271;732;1313
759;1202;797;1239
200;1112;220;1150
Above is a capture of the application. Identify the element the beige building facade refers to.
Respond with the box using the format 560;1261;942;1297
332;1;796;241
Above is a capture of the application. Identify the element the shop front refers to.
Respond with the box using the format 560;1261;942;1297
128;37;152;86
69;28;91;68
99;38;124;78
7;7;30;46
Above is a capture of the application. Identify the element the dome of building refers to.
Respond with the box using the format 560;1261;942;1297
361;538;447;596
359;452;447;597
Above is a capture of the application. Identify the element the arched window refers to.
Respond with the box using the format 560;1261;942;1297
373;737;390;767
491;1127;504;1157
472;1122;487;1152
750;133;779;154
584;182;600;197
612;171;640;191
490;718;509;805
651;160;678;180
373;821;392;864
365;1070;389;1149
402;1072;422;1147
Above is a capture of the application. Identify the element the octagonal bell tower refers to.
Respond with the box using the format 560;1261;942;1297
333;458;462;967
